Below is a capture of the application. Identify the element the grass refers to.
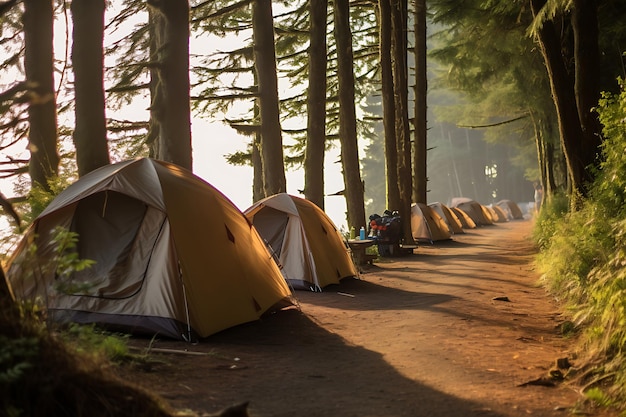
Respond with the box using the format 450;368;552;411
531;80;626;414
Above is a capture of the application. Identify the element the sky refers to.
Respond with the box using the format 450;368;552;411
183;14;350;231
190;118;349;230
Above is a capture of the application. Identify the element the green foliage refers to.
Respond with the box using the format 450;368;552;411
595;81;626;219
60;323;132;363
585;387;614;408
536;199;613;304
532;192;569;249
48;226;96;294
13;172;74;226
0;335;39;384
0;335;38;416
535;79;626;408
12;225;96;306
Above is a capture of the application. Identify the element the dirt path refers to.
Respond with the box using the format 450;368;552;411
119;219;614;417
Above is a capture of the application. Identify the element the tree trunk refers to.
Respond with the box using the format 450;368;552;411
541;116;560;198
571;0;602;179
412;0;427;205
334;0;366;231
147;6;161;158
391;0;415;245
379;0;400;211
71;0;110;176
304;0;328;209
530;110;548;197
23;0;59;191
253;0;286;196
147;0;192;170
529;0;587;207
252;132;264;202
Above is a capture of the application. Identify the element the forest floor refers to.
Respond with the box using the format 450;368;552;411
116;218;620;417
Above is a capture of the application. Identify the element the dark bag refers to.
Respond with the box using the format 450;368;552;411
369;211;403;256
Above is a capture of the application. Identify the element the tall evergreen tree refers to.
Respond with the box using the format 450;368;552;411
334;0;366;231
303;0;328;209
528;0;626;205
252;0;286;195
379;0;400;211
147;0;192;170
529;0;587;204
71;0;110;176
390;0;414;245
412;0;427;205
23;0;59;191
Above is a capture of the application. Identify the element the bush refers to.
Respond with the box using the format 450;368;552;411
535;78;626;408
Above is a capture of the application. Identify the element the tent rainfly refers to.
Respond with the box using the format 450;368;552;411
450;207;477;229
410;203;452;243
244;193;357;292
496;200;524;220
451;198;493;226
6;158;294;341
428;202;464;234
487;205;509;223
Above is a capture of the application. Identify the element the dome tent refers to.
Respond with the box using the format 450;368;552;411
496;199;524;220
428;202;464;234
451;198;493;226
245;193;357;291
6;158;293;340
410;203;452;243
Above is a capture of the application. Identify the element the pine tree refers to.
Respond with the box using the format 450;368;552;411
23;0;59;191
71;0;110;176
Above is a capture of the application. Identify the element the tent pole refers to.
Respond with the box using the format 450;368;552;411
179;264;193;342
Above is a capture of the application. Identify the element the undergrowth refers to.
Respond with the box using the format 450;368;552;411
1;319;174;417
1;185;176;416
534;79;626;412
1;290;176;417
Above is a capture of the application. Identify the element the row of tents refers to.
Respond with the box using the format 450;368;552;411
3;158;525;341
411;197;524;244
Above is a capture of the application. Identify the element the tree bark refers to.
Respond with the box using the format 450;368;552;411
304;0;328;209
412;0;427;205
334;0;366;231
71;0;110;176
147;0;192;170
530;0;587;206
147;6;162;158
571;0;602;178
391;0;415;245
253;0;286;196
23;0;59;191
252;131;264;202
379;0;400;211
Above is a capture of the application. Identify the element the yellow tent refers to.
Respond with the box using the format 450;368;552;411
245;193;357;291
450;207;477;229
410;203;452;243
6;158;293;340
451;198;493;226
428;202;464;234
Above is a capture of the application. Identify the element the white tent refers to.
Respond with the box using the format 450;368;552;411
496;200;525;220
